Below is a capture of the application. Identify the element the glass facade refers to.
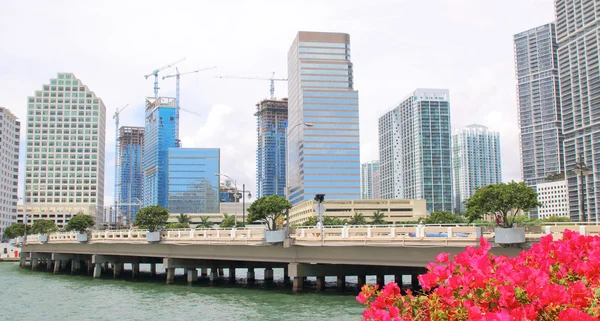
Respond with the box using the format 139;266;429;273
167;148;220;214
360;161;380;199
0;107;20;241
452;125;502;213
142;97;177;208
118;126;144;222
24;73;106;224
379;89;453;213
555;0;600;221
287;31;360;205
255;99;288;198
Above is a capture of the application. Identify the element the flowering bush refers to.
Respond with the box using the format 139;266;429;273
357;231;600;320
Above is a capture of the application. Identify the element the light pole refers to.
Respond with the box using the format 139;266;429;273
285;122;314;231
574;154;593;222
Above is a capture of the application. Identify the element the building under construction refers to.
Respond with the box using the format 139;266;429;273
118;126;144;224
255;98;288;198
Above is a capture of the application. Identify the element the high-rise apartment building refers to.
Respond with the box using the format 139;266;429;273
513;23;563;192
360;161;380;199
167;148;220;214
536;180;569;219
379;89;453;213
142;97;177;208
24;73;106;225
255;98;288;198
287;31;360;205
118;126;144;223
555;0;600;221
0;107;20;241
452;125;502;212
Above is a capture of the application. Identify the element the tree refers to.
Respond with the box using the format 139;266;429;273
543;215;572;223
349;212;367;225
464;181;541;228
422;211;465;224
4;223;30;239
370;210;387;225
247;195;292;231
31;219;58;235
133;206;169;232
177;213;191;224
66;214;95;234
165;222;189;229
219;213;244;228
197;216;212;228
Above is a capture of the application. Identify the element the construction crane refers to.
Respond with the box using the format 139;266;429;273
112;104;129;228
144;58;186;97
216;72;287;99
173;106;202;148
162;66;216;147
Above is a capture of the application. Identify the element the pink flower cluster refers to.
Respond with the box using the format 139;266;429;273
357;230;600;320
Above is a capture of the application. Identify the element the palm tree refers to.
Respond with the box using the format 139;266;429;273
177;213;191;224
370;210;387;225
197;216;212;228
349;212;367;225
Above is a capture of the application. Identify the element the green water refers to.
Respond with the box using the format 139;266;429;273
0;263;363;321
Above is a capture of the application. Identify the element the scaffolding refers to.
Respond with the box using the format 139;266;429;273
255;98;288;198
118;126;144;225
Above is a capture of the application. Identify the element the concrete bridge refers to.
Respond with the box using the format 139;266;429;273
16;224;597;292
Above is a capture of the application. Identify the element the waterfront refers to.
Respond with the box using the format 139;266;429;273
0;263;362;321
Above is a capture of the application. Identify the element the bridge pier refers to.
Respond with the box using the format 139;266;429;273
228;266;236;283
264;268;274;282
293;277;304;293
166;268;175;284
337;275;345;291
132;263;140;278
376;274;385;288
187;269;198;285
201;268;208;278
357;275;366;288
209;268;218;284
247;268;255;284
31;258;38;270
316;276;325;291
411;273;419;289
284;267;290;283
19;254;27;268
113;263;123;278
47;260;53;271
394;274;401;284
150;263;156;277
93;263;102;278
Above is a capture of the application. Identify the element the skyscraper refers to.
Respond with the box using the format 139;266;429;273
513;23;563;190
167;148;220;214
24;73;106;225
378;89;453;213
555;0;600;221
142;97;177;208
255;98;288;198
287;31;360;205
360;161;380;199
0;107;20;241
118;126;144;223
452;125;502;212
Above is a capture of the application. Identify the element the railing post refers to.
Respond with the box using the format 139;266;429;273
390;227;396;238
300;229;305;238
216;229;220;238
580;225;587;236
177;231;181;238
128;230;132;239
475;227;482;239
231;228;236;238
343;226;349;238
104;230;108;239
447;227;453;238
203;230;207;238
190;229;194;238
367;227;372;238
544;226;551;235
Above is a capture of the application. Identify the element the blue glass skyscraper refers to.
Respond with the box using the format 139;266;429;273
167;148;220;214
255;98;288;198
287;31;360;205
142;97;178;208
119;126;144;222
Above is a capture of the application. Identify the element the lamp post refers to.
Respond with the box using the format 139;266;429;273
285;122;314;231
574;154;593;223
215;174;251;227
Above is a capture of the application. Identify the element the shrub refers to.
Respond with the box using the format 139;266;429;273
133;206;169;232
66;214;95;234
31;219;58;235
358;231;600;320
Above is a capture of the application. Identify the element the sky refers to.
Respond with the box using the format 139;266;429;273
0;0;556;207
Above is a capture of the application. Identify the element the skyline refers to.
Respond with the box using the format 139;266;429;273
0;0;556;206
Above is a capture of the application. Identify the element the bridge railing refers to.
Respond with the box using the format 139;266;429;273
160;227;266;244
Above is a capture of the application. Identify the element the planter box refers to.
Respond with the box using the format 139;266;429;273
39;234;49;244
494;227;526;244
17;236;24;243
9;239;16;245
146;231;161;242
264;230;287;243
77;233;88;243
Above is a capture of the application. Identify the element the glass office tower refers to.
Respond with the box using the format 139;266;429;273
118;126;144;222
142;97;177;208
255;98;288;198
287;31;360;205
167;148;220;214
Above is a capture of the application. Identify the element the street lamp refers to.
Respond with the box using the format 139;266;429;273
215;174;252;226
574;154;593;222
285;122;314;231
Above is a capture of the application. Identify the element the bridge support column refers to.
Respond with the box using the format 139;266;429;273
70;260;78;274
228;267;236;283
201;268;208;278
87;260;93;275
218;268;224;277
293;277;304;293
316;276;326;291
47;260;53;271
113;263;123;278
357;275;366;288
411;273;419;289
150;263;156;277
102;262;108;272
283;267;290;283
209;268;218;284
187;269;198;285
93;263;102;278
132;263;140;278
31;258;38;270
264;268;274;282
19;254;26;268
247;268;255;284
377;275;385;288
54;261;60;274
394;275;401;285
166;268;175;284
337;276;345;291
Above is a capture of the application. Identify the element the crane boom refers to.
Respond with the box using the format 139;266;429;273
216;72;287;98
144;57;186;97
162;66;217;79
180;106;202;117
